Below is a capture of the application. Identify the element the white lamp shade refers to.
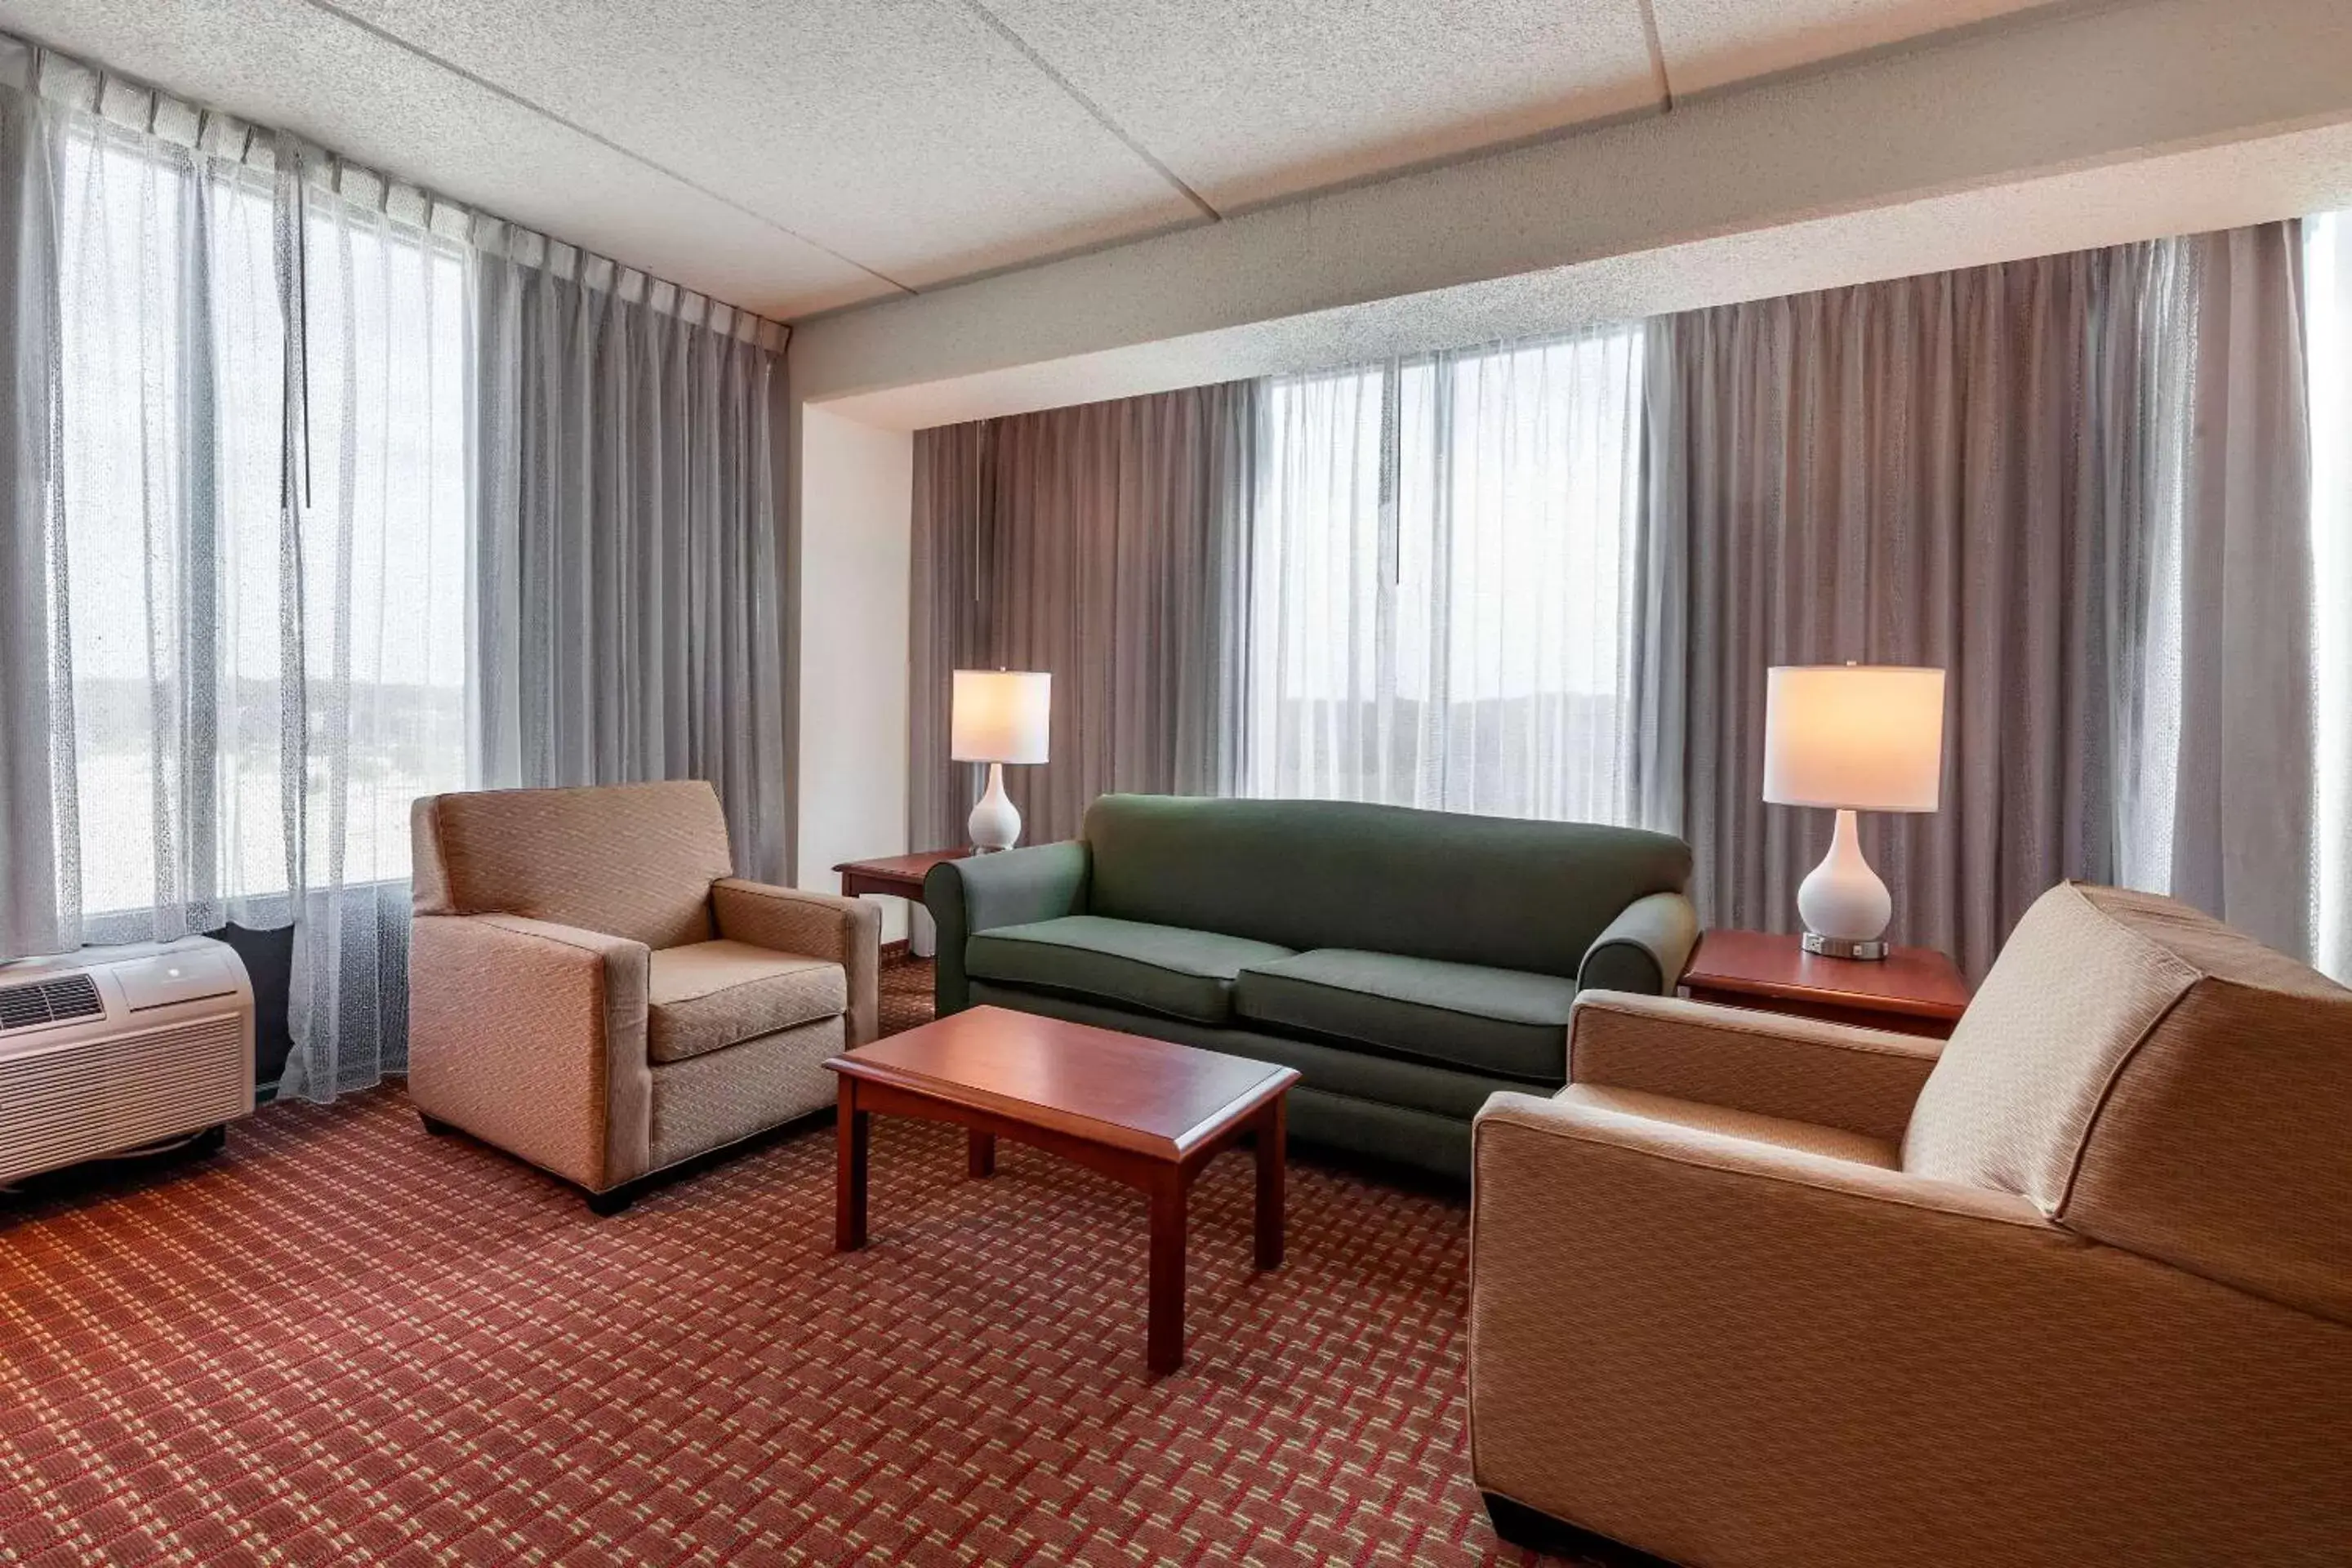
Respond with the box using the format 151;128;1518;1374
1763;665;1945;813
951;670;1051;764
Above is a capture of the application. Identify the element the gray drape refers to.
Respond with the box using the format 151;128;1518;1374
909;382;1255;849
474;240;790;882
0;67;67;963
2158;226;2316;954
1647;225;2314;977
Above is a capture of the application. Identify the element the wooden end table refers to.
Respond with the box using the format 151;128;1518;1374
833;849;972;902
835;849;972;959
825;1005;1299;1376
1679;929;1970;1040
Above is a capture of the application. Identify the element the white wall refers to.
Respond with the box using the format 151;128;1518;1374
794;404;915;940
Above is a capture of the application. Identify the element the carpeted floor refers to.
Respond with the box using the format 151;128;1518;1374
0;956;1566;1566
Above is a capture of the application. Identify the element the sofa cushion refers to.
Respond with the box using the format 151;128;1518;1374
647;940;846;1064
964;915;1294;1025
1235;949;1579;1083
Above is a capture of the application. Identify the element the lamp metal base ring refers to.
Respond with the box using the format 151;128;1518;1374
1802;932;1890;961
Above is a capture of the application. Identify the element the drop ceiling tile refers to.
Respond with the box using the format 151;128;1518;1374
0;0;893;317
329;0;1205;292
978;0;1663;213
1650;0;2065;99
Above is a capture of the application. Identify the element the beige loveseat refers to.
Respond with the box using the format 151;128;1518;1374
1470;882;2352;1566
408;781;878;1212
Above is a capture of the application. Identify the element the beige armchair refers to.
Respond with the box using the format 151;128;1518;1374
1470;882;2352;1567
407;780;879;1213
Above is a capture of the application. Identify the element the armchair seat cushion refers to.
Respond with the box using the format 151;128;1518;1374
964;915;1294;1025
647;940;846;1064
1235;949;1580;1083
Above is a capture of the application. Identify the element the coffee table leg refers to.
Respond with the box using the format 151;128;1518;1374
835;1078;868;1251
1254;1096;1286;1271
967;1129;996;1178
1147;1173;1187;1375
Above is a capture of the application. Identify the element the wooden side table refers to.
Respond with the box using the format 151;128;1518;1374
833;849;972;902
1679;929;1971;1040
834;850;972;958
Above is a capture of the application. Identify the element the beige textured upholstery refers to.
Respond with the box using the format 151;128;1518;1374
648;942;845;1064
412;780;735;948
408;782;880;1198
1471;883;2352;1567
1567;991;1940;1145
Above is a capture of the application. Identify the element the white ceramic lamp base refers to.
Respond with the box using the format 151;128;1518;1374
1797;808;1893;960
967;761;1022;853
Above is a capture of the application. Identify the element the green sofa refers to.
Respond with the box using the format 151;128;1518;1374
924;794;1697;1180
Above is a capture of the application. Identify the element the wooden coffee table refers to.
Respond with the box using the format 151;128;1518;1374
824;1005;1300;1375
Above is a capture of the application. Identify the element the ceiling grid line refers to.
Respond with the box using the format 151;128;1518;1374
953;0;1222;223
294;0;920;295
1636;0;1676;111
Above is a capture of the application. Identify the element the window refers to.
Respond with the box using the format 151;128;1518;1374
1243;325;1649;823
54;121;467;929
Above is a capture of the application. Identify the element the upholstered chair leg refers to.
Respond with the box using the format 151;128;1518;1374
1481;1494;1668;1566
586;1184;639;1217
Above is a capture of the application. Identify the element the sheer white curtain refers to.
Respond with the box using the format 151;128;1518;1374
276;166;470;1098
1243;325;1650;823
2305;212;2352;981
0;41;468;1096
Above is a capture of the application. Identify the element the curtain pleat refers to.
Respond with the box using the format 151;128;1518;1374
0;65;73;962
908;382;1254;849
2304;213;2352;982
471;247;788;882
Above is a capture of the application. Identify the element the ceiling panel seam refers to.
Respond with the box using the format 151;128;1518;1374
294;0;919;295
1636;0;1676;110
952;0;1222;222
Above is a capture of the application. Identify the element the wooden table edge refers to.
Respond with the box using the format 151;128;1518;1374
823;1054;1298;1164
1680;971;1968;1022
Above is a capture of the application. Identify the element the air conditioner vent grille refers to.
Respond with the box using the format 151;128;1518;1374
0;973;104;1032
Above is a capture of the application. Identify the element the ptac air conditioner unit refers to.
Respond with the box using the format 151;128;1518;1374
0;936;254;1187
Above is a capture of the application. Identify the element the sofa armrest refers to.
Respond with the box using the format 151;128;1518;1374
1577;890;1699;995
407;913;653;1192
1567;991;1941;1144
923;840;1091;1014
712;879;882;1046
1468;1092;2349;1566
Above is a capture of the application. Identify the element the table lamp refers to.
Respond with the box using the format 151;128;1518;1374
951;669;1051;853
1762;663;1945;960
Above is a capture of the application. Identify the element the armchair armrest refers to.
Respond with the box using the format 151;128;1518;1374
407;913;653;1192
1468;1093;2346;1566
712;879;882;1045
1568;991;1941;1144
923;840;1091;1014
1577;890;1699;995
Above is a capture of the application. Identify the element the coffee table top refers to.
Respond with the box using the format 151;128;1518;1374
826;1005;1298;1163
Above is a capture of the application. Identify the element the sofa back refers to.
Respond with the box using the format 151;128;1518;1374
1080;794;1690;980
411;781;736;950
1904;882;2352;1322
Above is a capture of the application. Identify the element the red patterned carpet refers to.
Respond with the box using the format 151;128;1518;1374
0;959;1570;1566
